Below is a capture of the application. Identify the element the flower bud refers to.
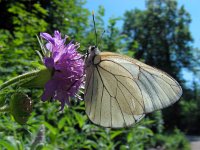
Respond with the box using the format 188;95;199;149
10;92;32;125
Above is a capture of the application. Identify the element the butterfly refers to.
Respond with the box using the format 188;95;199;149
84;46;182;128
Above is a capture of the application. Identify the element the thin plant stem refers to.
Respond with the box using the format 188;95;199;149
0;70;40;91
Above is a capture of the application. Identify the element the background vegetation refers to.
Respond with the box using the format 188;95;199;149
0;0;199;149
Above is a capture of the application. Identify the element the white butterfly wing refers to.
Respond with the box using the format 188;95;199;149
84;52;182;128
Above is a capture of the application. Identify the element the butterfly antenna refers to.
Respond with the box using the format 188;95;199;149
92;11;98;47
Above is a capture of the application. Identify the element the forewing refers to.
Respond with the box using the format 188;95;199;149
99;52;182;113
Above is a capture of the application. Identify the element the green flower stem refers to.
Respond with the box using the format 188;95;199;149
0;70;40;91
0;105;10;113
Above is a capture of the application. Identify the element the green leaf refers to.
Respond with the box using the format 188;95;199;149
0;140;16;150
58;117;67;130
43;122;57;135
110;130;123;140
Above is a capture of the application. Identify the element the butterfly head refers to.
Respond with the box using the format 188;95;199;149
89;45;100;54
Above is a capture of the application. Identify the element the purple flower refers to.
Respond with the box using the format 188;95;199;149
40;30;84;110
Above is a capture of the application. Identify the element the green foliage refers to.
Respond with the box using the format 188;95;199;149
149;129;190;150
0;103;190;149
0;1;48;81
103;17;127;53
179;99;200;132
43;0;90;42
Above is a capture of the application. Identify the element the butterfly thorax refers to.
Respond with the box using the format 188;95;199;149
85;46;101;67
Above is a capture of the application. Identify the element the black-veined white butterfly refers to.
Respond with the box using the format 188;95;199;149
84;46;182;128
84;12;182;128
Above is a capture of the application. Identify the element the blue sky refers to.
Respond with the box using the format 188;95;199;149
85;0;200;48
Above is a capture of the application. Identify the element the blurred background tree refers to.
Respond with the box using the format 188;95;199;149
0;0;199;149
123;0;192;81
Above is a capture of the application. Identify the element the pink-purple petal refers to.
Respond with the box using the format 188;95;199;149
46;43;53;52
40;33;55;44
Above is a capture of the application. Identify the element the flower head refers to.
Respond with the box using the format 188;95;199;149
40;30;84;110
